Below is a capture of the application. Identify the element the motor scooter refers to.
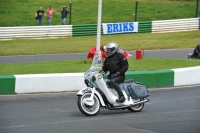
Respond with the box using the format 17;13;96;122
77;51;150;116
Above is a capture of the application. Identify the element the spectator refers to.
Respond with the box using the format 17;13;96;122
47;5;56;25
35;7;46;26
61;6;69;25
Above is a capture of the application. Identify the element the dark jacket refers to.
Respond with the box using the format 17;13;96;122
61;9;69;18
102;52;129;79
192;44;200;58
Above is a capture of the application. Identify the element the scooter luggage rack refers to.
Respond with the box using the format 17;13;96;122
131;98;149;107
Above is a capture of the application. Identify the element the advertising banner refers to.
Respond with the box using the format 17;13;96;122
102;22;138;34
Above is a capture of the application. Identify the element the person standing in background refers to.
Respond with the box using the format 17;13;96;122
47;5;56;25
61;6;69;25
35;7;46;26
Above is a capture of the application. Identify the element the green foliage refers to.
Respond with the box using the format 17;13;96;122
0;0;199;26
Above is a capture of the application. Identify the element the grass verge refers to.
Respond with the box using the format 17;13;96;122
0;0;199;26
0;58;199;75
0;30;200;56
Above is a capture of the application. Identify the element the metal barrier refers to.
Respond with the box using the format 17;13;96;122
0;18;199;39
152;18;199;33
0;25;72;39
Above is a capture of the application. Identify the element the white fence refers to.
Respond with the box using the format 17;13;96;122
152;18;199;33
0;18;199;39
0;25;72;40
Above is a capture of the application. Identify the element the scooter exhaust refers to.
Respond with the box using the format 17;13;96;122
131;98;149;107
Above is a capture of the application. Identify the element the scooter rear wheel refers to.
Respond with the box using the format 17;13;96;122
77;93;100;116
127;98;144;112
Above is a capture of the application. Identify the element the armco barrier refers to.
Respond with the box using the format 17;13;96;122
0;18;199;39
0;25;72;39
72;24;103;37
0;66;200;94
138;21;152;33
152;18;199;33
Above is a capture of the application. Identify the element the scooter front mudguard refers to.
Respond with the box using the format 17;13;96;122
77;87;106;107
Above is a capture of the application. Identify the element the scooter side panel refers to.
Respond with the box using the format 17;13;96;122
95;76;117;104
95;74;140;106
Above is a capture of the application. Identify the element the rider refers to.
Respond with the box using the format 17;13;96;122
192;42;200;59
101;42;129;103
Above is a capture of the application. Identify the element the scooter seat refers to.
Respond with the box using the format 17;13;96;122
105;79;134;85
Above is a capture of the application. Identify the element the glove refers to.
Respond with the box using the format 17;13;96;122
110;72;120;79
99;70;105;75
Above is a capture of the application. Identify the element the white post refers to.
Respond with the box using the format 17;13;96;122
89;0;102;70
96;0;102;51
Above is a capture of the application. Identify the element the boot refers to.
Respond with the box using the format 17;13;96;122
116;95;125;103
113;84;125;103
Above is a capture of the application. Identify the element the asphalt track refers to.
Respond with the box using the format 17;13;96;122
0;86;200;133
1;48;199;133
0;48;194;64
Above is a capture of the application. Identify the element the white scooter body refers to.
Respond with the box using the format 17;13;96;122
94;73;134;106
77;73;134;106
77;71;149;109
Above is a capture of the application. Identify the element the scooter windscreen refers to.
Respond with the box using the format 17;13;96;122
85;50;102;75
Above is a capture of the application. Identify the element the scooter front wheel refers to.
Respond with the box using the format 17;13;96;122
77;93;100;116
127;98;144;112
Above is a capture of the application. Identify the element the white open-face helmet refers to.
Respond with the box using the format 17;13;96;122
106;42;119;57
